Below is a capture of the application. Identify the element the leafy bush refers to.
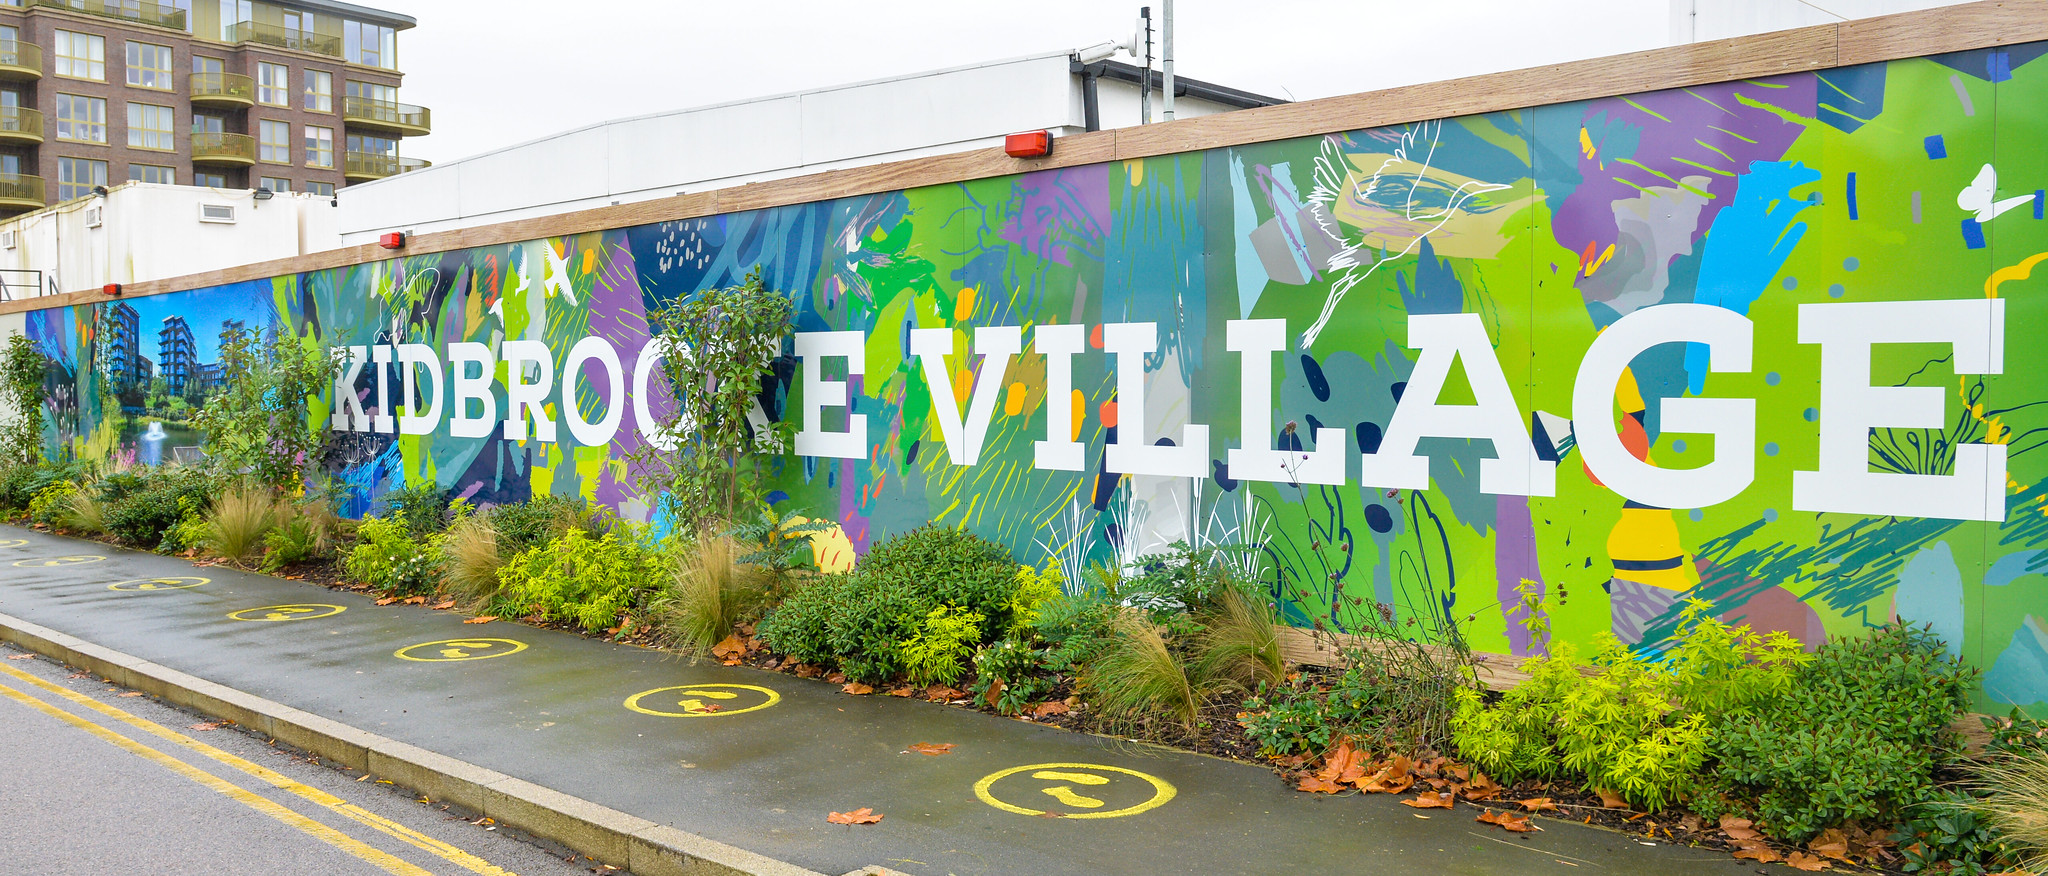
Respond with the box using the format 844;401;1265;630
202;487;278;566
377;481;453;538
100;466;212;547
1242;687;1339;757
1709;623;1977;841
899;605;985;687
344;516;442;595
188;328;338;490
1007;564;1063;633
1;333;47;468
486;493;595;556
261;515;323;572
854;526;1020;640
26;480;78;525
754;574;847;666
1895;788;2015;876
1451;601;1808;813
649;534;774;656
969;638;1054;715
491;527;664;634
1120;541;1243;616
727;508;830;579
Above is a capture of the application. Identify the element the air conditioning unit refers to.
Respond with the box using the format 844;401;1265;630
84;204;103;228
0;230;15;250
198;203;235;224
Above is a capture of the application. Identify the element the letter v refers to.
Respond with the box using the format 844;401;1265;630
911;326;1022;466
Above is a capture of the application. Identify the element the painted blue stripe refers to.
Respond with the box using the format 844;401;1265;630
1846;172;1859;220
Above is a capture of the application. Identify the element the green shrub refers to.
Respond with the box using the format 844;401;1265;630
491;527;663;634
487;493;595;556
822;574;934;682
26;480;78;525
754;574;848;666
157;497;210;555
261;515;323;572
854;525;1020;639
969;637;1055;715
899;605;985;687
1894;787;2015;876
1007;564;1063;633
1031;588;1117;674
1451;600;1807;813
343;516;442;595
1709;623;1977;842
100;466;212;547
378;482;453;537
1;333;47;468
1242;687;1339;757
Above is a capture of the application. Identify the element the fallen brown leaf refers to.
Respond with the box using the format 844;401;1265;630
1719;814;1754;833
906;742;955;756
982;676;1005;709
1402;792;1455;809
462;616;498;625
887;686;916;697
5;653;35;660
1029;700;1070;718
403;595;427;605
1357;755;1413;794
189;722;224;731
1808;829;1850;861
793;664;823;679
431;599;455;610
1316;741;1370;786
1593;787;1629;809
924;686;966;702
841;681;875;695
1477;808;1536;832
374;597;399;606
1519;797;1559;813
1461;770;1502;802
826;808;883;825
1732;846;1781;864
116;691;144;697
1297;775;1343;794
1679;814;1704;833
826;672;847;685
710;634;746;661
1786;851;1829;871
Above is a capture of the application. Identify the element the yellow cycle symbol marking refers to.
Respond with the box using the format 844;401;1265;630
0;539;27;548
973;763;1176;819
624;683;780;718
393;638;528;662
15;555;106;568
228;604;346;622
109;576;207;591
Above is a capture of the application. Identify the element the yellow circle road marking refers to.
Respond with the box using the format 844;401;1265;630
109;576;208;591
625;683;781;718
0;539;27;548
393;638;528;662
14;555;106;568
973;763;1176;819
228;604;346;622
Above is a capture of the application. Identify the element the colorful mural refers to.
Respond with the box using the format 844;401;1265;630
13;46;2048;715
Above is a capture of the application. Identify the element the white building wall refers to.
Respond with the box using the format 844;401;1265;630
0;183;338;300
337;52;1255;245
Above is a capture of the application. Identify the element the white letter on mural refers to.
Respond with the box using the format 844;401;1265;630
1102;322;1208;477
1033;324;1086;471
1793;299;2006;521
500;340;557;442
396;344;444;436
329;345;367;432
1573;304;1755;509
631;339;678;453
794;330;867;459
911;325;1020;466
561;336;624;446
1359;312;1555;496
371;345;396;434
1228;318;1345;485
447;342;498;439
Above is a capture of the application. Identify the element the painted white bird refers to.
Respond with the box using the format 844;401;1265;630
1959;163;2035;223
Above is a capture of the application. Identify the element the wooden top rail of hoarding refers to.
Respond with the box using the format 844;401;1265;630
1;0;2042;317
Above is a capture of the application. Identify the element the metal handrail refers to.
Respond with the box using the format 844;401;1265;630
189;72;255;102
224;21;342;57
342;96;430;132
191;131;257;161
26;0;187;30
0;39;43;72
0;106;43;140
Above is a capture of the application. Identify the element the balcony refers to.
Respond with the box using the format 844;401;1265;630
189;72;255;108
343;152;429;181
0;40;41;81
224;21;342;58
25;0;187;31
0;106;41;145
0;173;44;211
342;97;430;137
192;132;257;166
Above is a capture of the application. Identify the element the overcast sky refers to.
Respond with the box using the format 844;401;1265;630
391;0;1687;164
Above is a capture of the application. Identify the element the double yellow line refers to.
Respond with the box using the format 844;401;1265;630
0;660;515;876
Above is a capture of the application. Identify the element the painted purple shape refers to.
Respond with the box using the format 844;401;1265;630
578;234;662;513
1494;494;1548;657
1552;76;1814;304
1000;164;1111;267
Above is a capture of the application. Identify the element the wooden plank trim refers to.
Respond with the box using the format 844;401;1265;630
1;0;2040;316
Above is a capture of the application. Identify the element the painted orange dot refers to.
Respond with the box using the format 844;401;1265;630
955;288;977;322
1089;324;1104;349
954;367;974;403
1004;382;1028;416
1099;399;1118;430
1070;390;1086;441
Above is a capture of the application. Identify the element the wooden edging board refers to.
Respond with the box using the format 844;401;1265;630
0;0;2042;315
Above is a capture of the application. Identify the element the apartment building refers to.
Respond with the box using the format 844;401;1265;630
0;0;426;216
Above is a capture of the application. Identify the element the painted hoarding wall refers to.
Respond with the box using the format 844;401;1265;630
17;45;2048;715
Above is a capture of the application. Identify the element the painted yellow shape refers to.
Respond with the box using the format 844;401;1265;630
1070;389;1086;442
1984;251;2048;298
16;555;105;568
393;638;528;662
1579;125;1597;159
954;287;976;321
1126;159;1145;187
228;604;346;622
973;762;1176;820
1327;154;1535;260
109;576;206;591
1004;381;1028;417
1614;367;1647;416
794;516;856;573
623;683;780;718
1584;243;1617;277
1607;507;1694;591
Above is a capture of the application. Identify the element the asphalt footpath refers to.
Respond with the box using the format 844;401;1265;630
0;524;1759;876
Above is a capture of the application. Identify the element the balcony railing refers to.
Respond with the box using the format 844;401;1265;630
0;106;43;142
399;157;430;174
344;150;398;178
26;0;188;31
342;96;430;135
224;21;342;58
0;39;42;78
0;173;45;208
191;131;257;164
189;72;255;105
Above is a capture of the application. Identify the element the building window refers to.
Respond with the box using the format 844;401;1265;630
192;55;222;75
129;164;175;185
304;125;334;168
129;103;175;151
257;62;288;106
58;157;107;200
346;80;396;104
258;119;290;163
54;31;105;81
259;176;291;193
195;171;227;188
191;112;225;135
303;70;331;112
126;42;173;90
306;180;334;197
344;21;395;70
55;94;107;143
